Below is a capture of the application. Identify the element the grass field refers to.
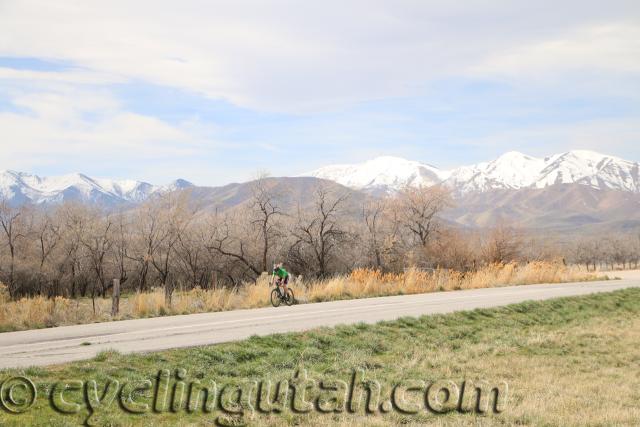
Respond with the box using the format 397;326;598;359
1;287;639;426
0;261;605;332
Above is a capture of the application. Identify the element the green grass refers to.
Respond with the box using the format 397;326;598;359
1;289;640;426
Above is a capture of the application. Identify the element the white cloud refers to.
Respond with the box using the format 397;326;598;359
1;1;638;112
472;23;640;77
0;67;123;85
0;85;212;173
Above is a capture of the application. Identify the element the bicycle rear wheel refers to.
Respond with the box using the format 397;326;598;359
270;288;282;307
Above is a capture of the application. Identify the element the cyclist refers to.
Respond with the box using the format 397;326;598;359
272;263;290;299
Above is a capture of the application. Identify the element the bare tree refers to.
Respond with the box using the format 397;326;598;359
206;211;261;278
0;200;28;298
203;177;285;280
32;210;61;295
482;222;523;264
426;227;477;270
58;203;90;298
111;211;130;288
133;202;161;292
393;185;451;247
572;238;599;271
361;199;388;269
250;175;284;273
630;233;640;269
291;186;350;277
81;211;113;313
149;193;197;305
175;222;208;288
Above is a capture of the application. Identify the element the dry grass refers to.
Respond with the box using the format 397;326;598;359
300;261;603;302
0;261;605;332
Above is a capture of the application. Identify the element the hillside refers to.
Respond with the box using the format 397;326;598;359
445;184;640;231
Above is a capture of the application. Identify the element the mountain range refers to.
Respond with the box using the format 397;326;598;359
0;170;193;206
305;150;640;195
302;150;640;233
2;150;639;234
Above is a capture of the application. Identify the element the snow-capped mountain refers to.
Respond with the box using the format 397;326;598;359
304;150;640;195
445;151;547;194
447;150;640;194
0;170;193;206
304;156;450;192
3;149;638;208
536;150;640;191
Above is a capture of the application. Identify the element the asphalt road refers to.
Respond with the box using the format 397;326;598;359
1;275;638;369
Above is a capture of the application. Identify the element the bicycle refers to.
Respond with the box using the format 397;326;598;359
270;275;295;307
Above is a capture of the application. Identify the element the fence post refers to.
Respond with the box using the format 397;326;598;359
111;278;120;317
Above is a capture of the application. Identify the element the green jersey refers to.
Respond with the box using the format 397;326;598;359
274;267;289;279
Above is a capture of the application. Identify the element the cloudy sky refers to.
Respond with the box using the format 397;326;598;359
0;1;639;185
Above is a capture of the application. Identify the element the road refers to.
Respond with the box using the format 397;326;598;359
1;274;639;369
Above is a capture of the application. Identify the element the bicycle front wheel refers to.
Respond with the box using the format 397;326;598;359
284;288;295;306
270;288;282;307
